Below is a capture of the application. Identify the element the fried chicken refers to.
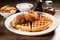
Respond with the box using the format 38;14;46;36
25;10;39;21
15;10;39;24
16;13;26;24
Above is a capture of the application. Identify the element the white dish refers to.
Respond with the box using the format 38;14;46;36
16;3;33;12
0;10;16;18
5;12;59;36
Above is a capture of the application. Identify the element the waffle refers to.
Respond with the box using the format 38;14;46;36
11;14;52;32
11;18;17;28
31;15;51;32
17;22;31;32
11;20;31;32
32;20;51;32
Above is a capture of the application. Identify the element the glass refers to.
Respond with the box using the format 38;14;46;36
35;0;43;12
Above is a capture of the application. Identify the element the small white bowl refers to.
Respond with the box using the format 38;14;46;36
0;10;16;18
16;3;33;12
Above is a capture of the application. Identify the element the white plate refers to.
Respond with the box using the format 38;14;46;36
5;12;59;36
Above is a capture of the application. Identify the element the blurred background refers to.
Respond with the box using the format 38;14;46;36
0;0;60;10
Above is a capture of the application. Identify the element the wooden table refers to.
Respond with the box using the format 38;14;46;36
0;15;55;40
0;0;60;40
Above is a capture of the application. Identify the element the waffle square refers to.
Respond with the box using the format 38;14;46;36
16;22;31;32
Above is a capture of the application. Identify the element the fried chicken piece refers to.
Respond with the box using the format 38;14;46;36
28;10;39;20
16;14;26;24
15;10;39;24
25;14;35;21
25;10;39;21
